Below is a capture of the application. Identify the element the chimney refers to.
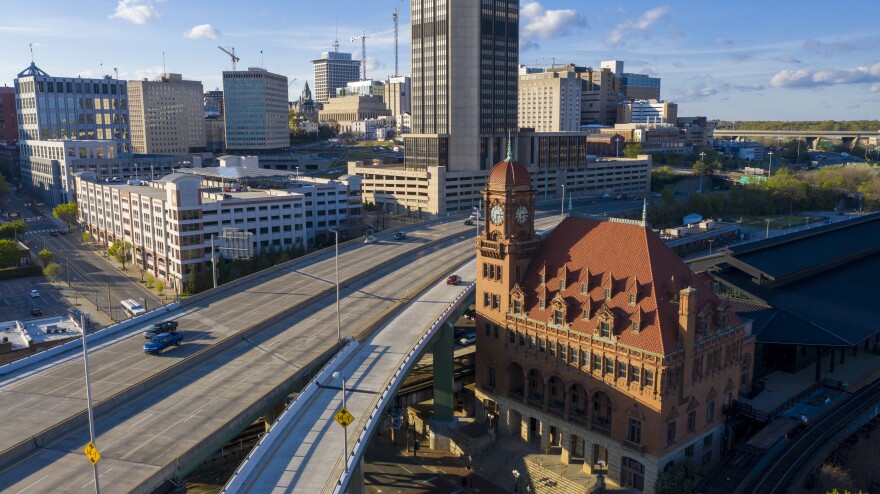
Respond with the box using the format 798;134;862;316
679;286;698;400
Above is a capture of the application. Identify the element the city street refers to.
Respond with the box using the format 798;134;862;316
1;190;161;324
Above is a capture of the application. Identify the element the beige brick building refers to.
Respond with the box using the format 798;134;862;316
518;70;582;132
128;73;205;155
318;95;391;133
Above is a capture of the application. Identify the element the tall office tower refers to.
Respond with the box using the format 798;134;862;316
518;69;582;132
128;73;206;155
384;76;411;118
311;51;361;104
406;0;518;173
580;66;619;126
14;63;131;149
222;67;289;154
0;87;18;144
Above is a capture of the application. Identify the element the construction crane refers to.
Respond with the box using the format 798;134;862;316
350;28;394;80
392;0;404;77
288;77;298;88
218;46;240;71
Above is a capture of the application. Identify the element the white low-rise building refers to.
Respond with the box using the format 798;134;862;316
74;170;362;291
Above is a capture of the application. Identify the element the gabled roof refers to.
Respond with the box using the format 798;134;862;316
521;218;740;355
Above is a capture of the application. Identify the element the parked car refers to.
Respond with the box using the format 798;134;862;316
364;235;378;244
463;219;474;226
30;308;42;317
144;320;179;339
458;333;476;345
446;275;462;285
50;230;58;237
29;289;40;298
143;331;183;355
393;232;407;240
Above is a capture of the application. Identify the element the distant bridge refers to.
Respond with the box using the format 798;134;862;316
713;129;880;150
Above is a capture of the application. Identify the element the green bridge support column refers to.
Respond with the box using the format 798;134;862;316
429;321;457;451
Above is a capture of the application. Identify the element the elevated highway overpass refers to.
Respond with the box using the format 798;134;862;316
713;129;879;150
0;202;636;493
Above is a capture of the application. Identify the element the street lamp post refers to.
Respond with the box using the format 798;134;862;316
80;313;100;494
560;184;565;218
332;371;348;473
698;151;706;194
150;165;154;181
768;151;774;178
330;229;341;341
512;469;520;493
765;218;772;239
707;239;714;255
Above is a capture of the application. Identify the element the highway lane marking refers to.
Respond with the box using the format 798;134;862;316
182;407;205;423
127;411;156;430
80;467;113;489
14;474;48;493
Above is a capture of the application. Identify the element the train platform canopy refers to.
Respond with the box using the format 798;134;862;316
694;212;880;347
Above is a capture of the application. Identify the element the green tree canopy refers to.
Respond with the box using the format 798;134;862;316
624;142;645;158
43;262;62;282
654;461;701;494
0;173;10;198
38;248;54;267
52;202;78;231
0;239;19;268
0;220;28;240
107;240;132;270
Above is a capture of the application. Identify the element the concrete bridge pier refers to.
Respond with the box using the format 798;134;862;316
263;401;287;432
429;320;458;451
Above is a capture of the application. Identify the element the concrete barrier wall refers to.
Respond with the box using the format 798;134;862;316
0;303;181;378
221;340;360;493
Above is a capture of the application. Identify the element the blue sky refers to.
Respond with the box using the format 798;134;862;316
2;0;879;121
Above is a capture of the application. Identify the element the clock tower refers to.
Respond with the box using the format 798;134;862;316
476;141;539;325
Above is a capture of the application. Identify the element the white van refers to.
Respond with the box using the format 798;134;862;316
121;299;146;317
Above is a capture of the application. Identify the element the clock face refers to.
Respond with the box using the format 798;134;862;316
515;205;529;224
490;205;504;225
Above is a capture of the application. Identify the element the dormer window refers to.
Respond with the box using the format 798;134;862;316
554;310;564;326
629;293;637;305
600;321;611;338
539;298;546;310
559;277;566;290
513;299;522;315
539;273;545;285
581;283;587;295
604;288;612;301
631;321;640;333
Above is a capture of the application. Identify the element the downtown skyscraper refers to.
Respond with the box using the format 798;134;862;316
405;0;519;173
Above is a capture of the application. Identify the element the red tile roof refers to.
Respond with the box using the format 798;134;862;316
487;159;531;188
520;218;740;355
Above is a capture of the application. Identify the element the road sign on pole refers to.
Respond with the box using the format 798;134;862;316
84;441;101;465
335;407;354;428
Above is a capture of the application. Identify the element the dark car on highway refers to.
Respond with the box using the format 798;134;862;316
144;320;179;339
143;331;183;355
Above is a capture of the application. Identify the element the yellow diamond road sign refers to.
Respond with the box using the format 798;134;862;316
84;441;101;465
335;407;355;429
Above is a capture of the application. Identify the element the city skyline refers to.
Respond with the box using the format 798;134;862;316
1;0;878;121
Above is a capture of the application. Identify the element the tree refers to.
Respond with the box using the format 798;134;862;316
145;273;154;288
624;142;645;158
43;262;62;282
185;265;198;295
0;220;28;240
107;240;132;270
82;231;92;244
0;239;18;268
38;249;54;267
156;280;165;297
52;202;78;232
692;159;716;176
654;461;701;494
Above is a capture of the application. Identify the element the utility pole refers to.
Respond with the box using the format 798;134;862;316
699;151;706;194
210;235;218;289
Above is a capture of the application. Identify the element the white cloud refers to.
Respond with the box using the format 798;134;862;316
130;65;165;81
775;54;803;64
674;76;764;101
184;24;220;39
364;57;384;75
606;6;670;47
521;2;587;41
770;62;880;88
109;0;162;25
870;83;880;93
714;38;734;46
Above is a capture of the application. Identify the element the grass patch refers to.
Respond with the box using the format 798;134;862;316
737;214;826;229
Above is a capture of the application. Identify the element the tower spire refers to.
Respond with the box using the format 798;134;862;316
506;131;513;162
642;198;648;227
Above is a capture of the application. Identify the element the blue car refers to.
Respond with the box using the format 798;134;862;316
143;331;183;355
